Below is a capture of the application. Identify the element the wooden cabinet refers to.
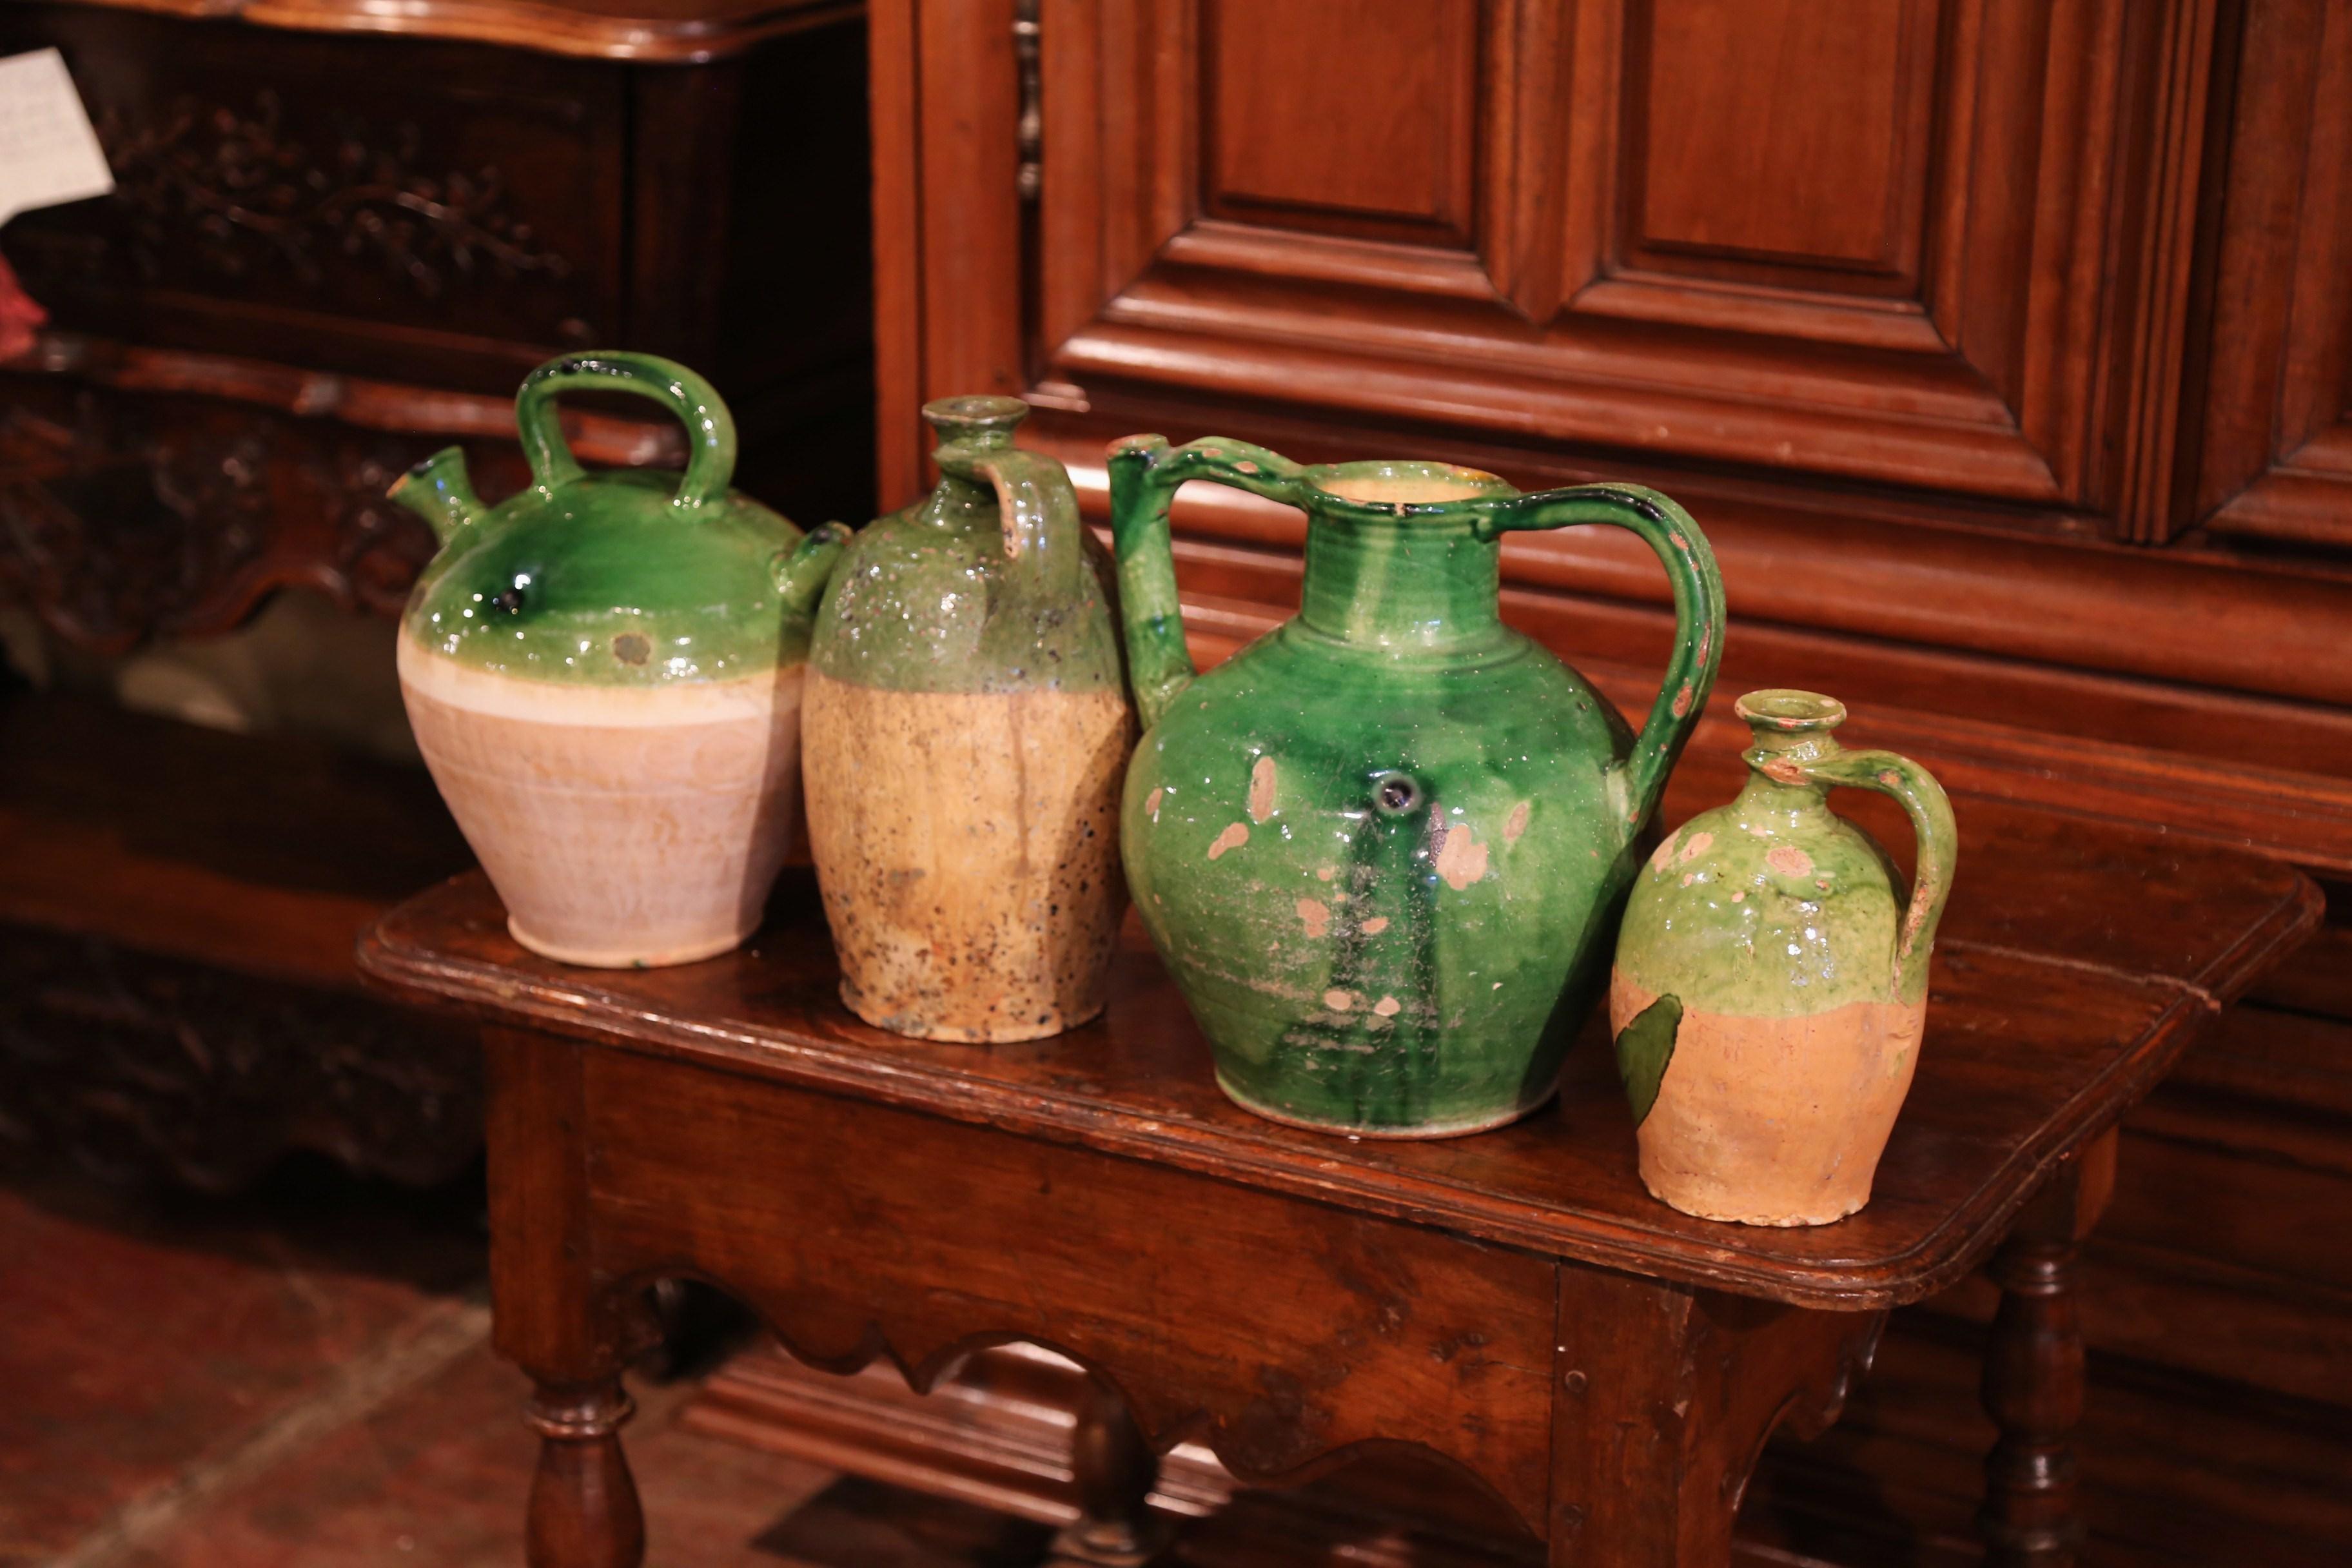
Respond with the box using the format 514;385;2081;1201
865;3;2352;1563
0;0;872;1181
877;0;2352;794
3;0;876;567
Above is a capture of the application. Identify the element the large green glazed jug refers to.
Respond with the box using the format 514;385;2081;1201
1108;436;1726;1136
803;397;1134;1042
390;351;848;968
1610;690;1957;1225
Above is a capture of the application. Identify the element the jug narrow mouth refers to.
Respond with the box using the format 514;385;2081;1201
1305;460;1514;513
1735;689;1848;733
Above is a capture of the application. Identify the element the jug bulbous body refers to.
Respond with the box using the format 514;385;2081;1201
1110;438;1726;1137
390;351;846;968
803;396;1133;1043
1609;690;1957;1224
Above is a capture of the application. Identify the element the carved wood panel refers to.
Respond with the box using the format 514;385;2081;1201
2189;0;2352;551
1;5;626;392
1032;0;2210;525
1200;0;1480;247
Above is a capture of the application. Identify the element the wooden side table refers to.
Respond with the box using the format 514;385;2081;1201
358;796;2316;1568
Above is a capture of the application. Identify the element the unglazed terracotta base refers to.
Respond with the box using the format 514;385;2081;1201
399;640;803;968
802;671;1130;1043
1609;972;1925;1226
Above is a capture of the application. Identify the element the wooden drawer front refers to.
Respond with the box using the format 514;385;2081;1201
0;6;626;393
1030;0;2205;524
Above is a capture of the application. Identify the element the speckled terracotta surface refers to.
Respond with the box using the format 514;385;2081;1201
803;677;1128;1040
803;396;1133;1041
1609;689;1957;1225
388;351;844;968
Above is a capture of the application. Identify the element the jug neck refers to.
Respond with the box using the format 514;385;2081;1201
919;393;1028;526
1734;689;1847;814
1298;511;1505;653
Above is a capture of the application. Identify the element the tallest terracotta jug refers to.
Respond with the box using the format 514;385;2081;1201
1110;438;1725;1137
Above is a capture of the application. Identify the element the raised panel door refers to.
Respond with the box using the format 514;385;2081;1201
1027;0;2207;520
2190;0;2352;551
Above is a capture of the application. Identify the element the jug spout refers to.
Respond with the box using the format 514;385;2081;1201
389;447;487;546
772;522;852;617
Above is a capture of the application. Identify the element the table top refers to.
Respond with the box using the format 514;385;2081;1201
359;740;2318;1311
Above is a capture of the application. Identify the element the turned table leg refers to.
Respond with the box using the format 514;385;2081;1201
488;1028;648;1568
1980;1129;2118;1568
526;1380;645;1568
1048;1377;1168;1566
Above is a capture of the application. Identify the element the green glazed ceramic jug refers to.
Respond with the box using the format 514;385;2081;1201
1108;436;1726;1136
1610;690;1957;1225
803;396;1134;1042
391;351;848;968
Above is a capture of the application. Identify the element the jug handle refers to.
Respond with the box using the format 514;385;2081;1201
934;445;1087;601
1106;435;1311;728
1772;747;1957;999
1475;485;1726;832
514;351;736;508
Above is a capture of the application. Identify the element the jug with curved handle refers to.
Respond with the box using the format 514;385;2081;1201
1108;431;1727;1137
1611;689;1960;1224
515;352;736;505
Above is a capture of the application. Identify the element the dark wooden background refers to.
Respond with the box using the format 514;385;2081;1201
1;1;2346;1563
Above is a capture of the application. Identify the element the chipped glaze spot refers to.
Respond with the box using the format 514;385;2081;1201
1767;844;1814;877
1323;988;1356;1012
1679;831;1714;863
1671;682;1693;718
1649;832;1680;874
1373;995;1402;1018
1248;755;1279;823
1296;897;1331;937
1729;889;1745;902
1361;916;1390;935
1504;799;1531;844
1145;787;1163;819
1315;865;1335;881
1435;825;1489;890
1208;823;1250;860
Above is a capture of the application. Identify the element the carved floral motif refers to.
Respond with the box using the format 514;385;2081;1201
9;90;571;304
99;90;571;299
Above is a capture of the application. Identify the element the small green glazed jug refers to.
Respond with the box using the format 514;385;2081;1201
1610;690;1957;1225
390;351;848;968
1108;436;1726;1136
803;397;1133;1043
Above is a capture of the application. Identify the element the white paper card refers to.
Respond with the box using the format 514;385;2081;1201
0;48;115;226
